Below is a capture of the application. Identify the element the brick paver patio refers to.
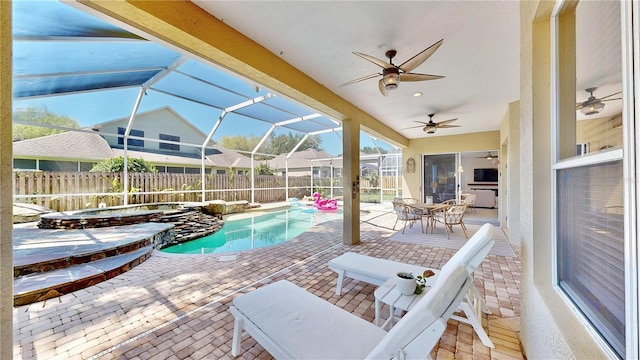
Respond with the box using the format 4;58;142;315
13;205;522;359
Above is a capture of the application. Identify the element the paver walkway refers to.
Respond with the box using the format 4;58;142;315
13;205;522;360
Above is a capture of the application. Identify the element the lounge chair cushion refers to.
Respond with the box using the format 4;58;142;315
232;280;386;359
327;252;436;288
440;223;494;275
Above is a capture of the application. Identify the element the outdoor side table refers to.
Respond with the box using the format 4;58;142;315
374;277;434;330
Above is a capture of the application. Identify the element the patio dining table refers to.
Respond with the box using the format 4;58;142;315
407;202;448;231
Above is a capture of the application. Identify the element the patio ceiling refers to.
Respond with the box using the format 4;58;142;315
13;1;621;153
187;1;620;138
11;0;345;150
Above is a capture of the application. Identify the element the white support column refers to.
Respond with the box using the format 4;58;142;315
251;125;276;203
379;154;384;204
310;163;314;194
395;152;400;198
122;87;144;206
202;109;227;201
285;158;289;199
330;158;334;198
250;155;255;203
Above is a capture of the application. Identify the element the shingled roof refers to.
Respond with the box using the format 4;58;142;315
268;149;335;169
14;130;252;169
13;131;114;161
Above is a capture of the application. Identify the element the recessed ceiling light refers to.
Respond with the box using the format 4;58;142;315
412;92;423;97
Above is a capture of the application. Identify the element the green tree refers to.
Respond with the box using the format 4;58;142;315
265;133;322;155
220;134;262;153
254;162;273;175
90;156;158;173
361;146;388;154
221;132;323;157
13;106;81;141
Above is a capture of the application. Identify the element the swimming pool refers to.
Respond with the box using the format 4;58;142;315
161;207;342;254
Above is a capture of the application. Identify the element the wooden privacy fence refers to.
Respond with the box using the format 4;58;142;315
13;171;399;212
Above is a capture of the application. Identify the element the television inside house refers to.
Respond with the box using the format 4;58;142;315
474;168;498;182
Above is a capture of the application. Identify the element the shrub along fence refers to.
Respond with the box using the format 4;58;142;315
13;171;399;212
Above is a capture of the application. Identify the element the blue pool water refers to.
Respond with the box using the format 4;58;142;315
161;207;342;254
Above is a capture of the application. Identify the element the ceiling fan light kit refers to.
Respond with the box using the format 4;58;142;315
581;101;605;116
382;69;400;90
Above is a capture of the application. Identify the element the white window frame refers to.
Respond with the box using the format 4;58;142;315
550;1;638;359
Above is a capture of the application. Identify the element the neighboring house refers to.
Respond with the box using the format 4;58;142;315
268;149;392;179
13;107;252;174
268;149;338;178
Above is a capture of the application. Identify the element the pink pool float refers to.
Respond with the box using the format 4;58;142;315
312;192;339;211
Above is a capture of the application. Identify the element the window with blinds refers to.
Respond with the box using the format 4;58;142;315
557;160;624;357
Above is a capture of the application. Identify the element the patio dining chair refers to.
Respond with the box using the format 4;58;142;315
463;194;477;213
432;203;468;239
392;200;424;233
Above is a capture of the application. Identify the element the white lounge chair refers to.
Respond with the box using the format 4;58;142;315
230;264;473;359
327;222;496;348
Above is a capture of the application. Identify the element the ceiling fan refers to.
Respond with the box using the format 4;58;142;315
341;39;445;96
477;152;498;160
405;113;460;134
576;87;622;116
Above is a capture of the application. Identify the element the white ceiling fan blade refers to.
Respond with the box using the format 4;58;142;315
378;79;388;96
353;52;394;69
398;39;444;73
576;102;584;110
402;124;427;130
602;98;622;102
600;91;622;100
341;73;380;87
437;124;461;129
399;73;445;82
436;118;458;126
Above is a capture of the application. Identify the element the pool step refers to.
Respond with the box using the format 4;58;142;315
13;237;153;278
13;223;174;307
14;245;154;306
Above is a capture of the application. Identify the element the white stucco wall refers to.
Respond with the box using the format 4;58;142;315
519;2;609;358
499;101;521;246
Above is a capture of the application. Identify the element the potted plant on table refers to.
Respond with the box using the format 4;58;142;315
395;270;435;295
413;270;435;295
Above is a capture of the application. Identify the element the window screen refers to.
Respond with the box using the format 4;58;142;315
557;160;624;357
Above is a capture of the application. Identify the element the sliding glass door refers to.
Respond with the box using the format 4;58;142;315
422;153;459;203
